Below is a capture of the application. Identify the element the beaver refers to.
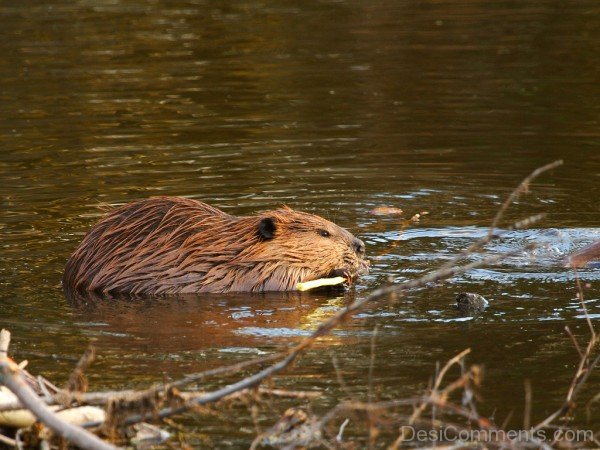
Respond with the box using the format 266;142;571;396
63;197;369;295
567;240;600;269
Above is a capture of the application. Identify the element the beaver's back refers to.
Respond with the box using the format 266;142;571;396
63;197;230;294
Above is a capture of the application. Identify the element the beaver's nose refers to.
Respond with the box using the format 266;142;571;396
352;238;365;255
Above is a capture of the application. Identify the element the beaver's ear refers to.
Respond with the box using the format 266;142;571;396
258;217;276;240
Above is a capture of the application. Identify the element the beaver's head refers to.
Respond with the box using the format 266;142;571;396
230;208;368;291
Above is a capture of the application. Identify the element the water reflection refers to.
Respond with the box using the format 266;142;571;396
64;289;355;357
1;0;599;445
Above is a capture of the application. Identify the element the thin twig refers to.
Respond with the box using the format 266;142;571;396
67;346;95;393
523;379;532;431
38;375;55;402
388;349;471;450
331;355;351;398
564;326;584;359
575;274;595;339
0;433;17;447
336;417;350;443
15;429;24;450
489;160;562;236
368;324;380;404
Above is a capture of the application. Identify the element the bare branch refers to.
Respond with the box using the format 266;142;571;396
0;341;119;450
489;159;562;235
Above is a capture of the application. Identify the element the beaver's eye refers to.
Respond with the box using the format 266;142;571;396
318;229;330;238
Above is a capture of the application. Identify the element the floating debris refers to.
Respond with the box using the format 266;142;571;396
370;206;404;216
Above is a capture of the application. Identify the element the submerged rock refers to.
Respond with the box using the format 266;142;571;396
456;292;489;314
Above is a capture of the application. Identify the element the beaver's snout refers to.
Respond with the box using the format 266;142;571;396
329;245;370;284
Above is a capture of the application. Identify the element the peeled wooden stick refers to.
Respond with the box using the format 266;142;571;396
0;432;16;447
0;330;118;450
296;277;345;291
0;386;105;428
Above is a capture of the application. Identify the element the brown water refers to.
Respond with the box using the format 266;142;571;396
1;0;599;447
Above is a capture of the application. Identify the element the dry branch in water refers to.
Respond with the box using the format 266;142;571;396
0;331;118;450
3;160;595;449
255;312;599;450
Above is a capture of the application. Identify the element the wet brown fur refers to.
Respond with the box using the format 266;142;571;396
567;240;600;268
63;197;368;295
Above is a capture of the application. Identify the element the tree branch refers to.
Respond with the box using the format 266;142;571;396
0;330;120;450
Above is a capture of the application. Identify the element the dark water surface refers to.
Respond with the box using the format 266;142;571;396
1;0;599;447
